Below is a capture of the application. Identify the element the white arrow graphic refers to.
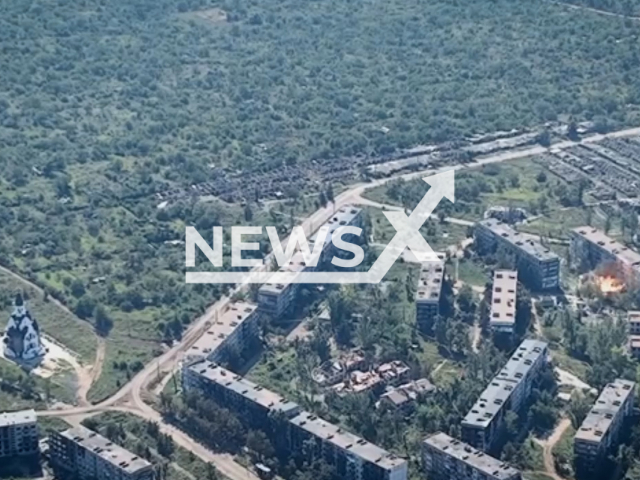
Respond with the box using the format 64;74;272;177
186;169;455;284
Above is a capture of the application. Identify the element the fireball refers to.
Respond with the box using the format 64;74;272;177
595;275;625;295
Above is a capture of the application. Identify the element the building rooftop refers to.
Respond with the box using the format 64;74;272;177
187;361;301;417
463;339;548;428
495;339;548;384
309;205;362;246
58;426;152;474
260;206;362;296
479;218;559;262
380;378;436;407
490;270;517;327
630;311;640;325
416;260;445;303
0;409;36;428
186;301;258;360
424;433;520;480
575;379;635;444
290;410;406;471
572;227;640;271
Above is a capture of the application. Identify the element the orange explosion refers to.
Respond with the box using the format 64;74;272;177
595;275;625;295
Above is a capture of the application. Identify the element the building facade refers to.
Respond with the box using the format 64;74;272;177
475;219;560;290
574;379;635;479
50;426;153;480
570;227;640;284
489;270;518;334
0;409;38;459
258;206;363;317
183;360;408;480
423;432;521;480
628;311;640;358
184;301;260;366
2;294;46;370
415;259;445;331
462;339;548;452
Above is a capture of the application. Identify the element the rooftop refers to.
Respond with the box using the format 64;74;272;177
416;260;445;303
59;426;152;474
260;206;362;295
0;409;36;428
572;227;640;271
575;379;635;444
463;339;548;428
490;270;517;327
629;311;640;326
187;361;301;417
495;339;548;384
479;218;559;262
290;410;406;471
186;301;258;360
380;378;436;407
424;432;520;480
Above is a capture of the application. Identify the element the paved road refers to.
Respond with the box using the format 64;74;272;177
34;123;640;479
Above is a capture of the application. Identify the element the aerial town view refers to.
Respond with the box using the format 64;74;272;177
2;0;640;480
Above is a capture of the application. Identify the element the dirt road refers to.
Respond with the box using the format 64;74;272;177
535;417;572;480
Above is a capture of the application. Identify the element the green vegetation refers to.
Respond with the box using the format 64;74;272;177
84;411;224;480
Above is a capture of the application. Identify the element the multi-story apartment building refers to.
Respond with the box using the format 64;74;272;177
258;205;363;317
475;219;560;290
182;361;301;429
490;270;518;334
574;379;635;479
0;409;38;459
184;301;260;366
423;432;521;480
570;227;640;283
415;259;445;331
50;426;153;480
628;311;640;358
258;250;311;318
462;339;548;452
183;360;408;480
289;411;407;480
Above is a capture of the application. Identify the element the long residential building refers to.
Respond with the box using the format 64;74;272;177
183;360;407;480
474;219;560;290
258;205;363;317
489;270;518;334
184;301;260;366
570;226;640;283
415;259;445;331
629;311;640;358
462;339;548;452
423;432;521;480
574;379;635;479
0;409;38;459
50;426;153;480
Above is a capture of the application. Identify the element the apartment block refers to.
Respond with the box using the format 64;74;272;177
258;206;363;317
416;259;445;331
289;411;407;480
490;270;518;334
462;339;548;452
50;426;153;480
574;379;635;479
423;432;521;480
184;301;260;366
475;219;560;290
570;227;640;283
183;360;407;480
182;361;301;429
0;410;38;459
628;312;640;358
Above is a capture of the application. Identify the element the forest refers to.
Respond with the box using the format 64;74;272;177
2;0;640;399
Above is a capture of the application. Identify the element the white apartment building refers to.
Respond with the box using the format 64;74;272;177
0;409;38;459
415;259;445;331
50;426;153;480
462;339;548;452
490;270;518;334
423;432;521;480
574;379;635;479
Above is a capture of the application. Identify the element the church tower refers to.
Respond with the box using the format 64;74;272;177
3;293;46;369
